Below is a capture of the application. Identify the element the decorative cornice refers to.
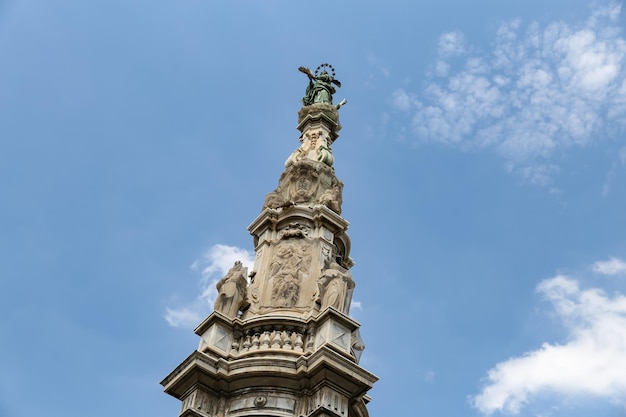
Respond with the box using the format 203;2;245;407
161;344;377;400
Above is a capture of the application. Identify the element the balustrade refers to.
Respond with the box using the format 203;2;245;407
229;325;309;356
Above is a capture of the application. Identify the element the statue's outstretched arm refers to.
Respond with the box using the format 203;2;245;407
298;66;314;80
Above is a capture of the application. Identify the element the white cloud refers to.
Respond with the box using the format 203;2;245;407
165;244;254;328
593;257;626;275
438;30;467;57
164;307;201;328
515;163;559;187
472;273;626;415
601;147;626;195
396;2;626;186
392;88;416;112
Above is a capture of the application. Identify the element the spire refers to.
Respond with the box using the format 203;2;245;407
161;65;377;417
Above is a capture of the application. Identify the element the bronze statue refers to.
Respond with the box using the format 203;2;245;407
299;64;342;106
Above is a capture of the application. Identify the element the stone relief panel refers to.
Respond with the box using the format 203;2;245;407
268;241;312;307
290;163;320;203
246;227;354;316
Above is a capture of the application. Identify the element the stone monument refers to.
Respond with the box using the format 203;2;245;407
161;64;377;417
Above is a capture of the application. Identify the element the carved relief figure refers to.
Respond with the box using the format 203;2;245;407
270;242;312;307
317;262;355;314
214;261;248;318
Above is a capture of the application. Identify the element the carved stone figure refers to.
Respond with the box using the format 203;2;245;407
317;262;355;314
318;179;343;214
299;64;341;106
263;190;290;209
214;261;248;318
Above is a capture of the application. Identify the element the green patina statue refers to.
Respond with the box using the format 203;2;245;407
299;64;342;106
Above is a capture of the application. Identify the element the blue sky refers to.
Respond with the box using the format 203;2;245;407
1;1;626;416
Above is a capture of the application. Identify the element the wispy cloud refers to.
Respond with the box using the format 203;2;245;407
472;270;626;415
593;257;626;275
393;2;626;186
602;146;626;195
164;307;202;328
164;244;254;328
